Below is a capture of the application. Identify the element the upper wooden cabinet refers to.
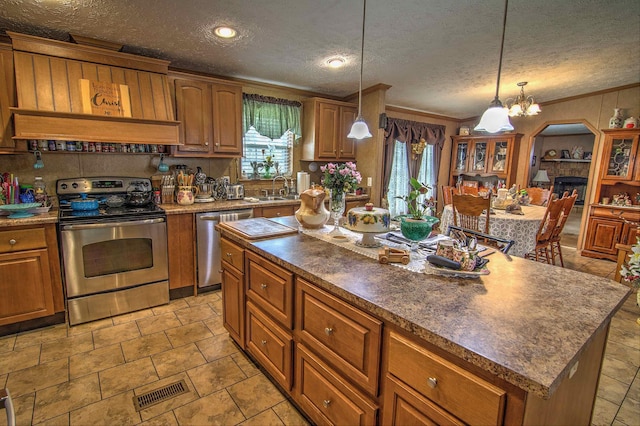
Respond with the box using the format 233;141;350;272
449;133;522;188
598;129;640;184
8;31;179;145
172;76;243;157
0;44;16;152
302;97;357;161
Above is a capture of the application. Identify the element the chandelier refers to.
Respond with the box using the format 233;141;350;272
505;82;541;117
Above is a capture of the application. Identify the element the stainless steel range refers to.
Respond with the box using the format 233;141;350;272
57;177;169;325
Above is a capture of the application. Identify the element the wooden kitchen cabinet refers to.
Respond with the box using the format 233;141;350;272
0;224;64;327
583;206;640;261
584;129;640;260
172;76;242;157
449;133;522;190
220;238;245;347
0;44;16;152
253;204;296;218
166;213;196;295
302;97;357;161
384;330;506;425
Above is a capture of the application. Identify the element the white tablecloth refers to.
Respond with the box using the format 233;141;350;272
439;204;546;257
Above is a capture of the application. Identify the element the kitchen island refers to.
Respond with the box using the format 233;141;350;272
217;216;631;425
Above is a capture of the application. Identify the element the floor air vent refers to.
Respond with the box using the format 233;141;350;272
133;379;189;411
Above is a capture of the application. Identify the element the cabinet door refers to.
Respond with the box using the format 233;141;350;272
0;45;15;151
222;264;244;347
212;83;243;155
452;139;470;174
601;134;639;181
260;205;295;218
488;140;509;174
316;102;340;159
382;375;464;426
167;213;195;291
585;217;623;256
471;140;489;172
174;79;212;154
0;249;55;326
339;106;357;160
622;223;639;246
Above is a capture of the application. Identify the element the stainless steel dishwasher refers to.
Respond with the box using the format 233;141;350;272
196;209;254;289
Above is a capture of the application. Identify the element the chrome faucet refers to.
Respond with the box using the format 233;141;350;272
272;175;289;196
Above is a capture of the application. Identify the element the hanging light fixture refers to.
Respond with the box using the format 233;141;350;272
474;0;514;134
505;82;541;117
347;0;372;140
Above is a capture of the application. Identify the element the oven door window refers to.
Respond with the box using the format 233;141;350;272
83;238;153;277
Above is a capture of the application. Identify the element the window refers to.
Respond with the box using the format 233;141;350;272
387;141;436;217
242;126;294;178
241;94;301;179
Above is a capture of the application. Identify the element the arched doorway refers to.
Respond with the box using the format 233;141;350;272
526;119;599;250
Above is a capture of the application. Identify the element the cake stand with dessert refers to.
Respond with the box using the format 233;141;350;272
345;203;391;248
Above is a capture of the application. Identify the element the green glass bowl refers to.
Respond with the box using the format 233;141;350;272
399;216;440;242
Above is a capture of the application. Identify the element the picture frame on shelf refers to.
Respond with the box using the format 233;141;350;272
561;149;571;159
583;151;592;160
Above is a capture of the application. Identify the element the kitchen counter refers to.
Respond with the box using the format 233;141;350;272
218;217;631;400
0;209;58;226
160;193;369;215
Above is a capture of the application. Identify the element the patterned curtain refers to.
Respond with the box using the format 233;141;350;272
242;94;302;140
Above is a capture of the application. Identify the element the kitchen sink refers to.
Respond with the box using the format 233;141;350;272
257;195;300;201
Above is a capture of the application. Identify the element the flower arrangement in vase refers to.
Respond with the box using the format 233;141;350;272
394;178;439;253
619;236;640;325
321;162;362;237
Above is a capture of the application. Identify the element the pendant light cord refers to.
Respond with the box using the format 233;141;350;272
357;0;366;116
493;0;508;103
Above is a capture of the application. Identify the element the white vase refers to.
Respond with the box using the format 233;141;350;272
609;108;623;129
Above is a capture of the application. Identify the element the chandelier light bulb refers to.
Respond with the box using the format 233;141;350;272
506;81;541;117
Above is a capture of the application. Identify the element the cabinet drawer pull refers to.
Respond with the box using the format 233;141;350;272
261;339;267;346
324;327;333;335
322;399;331;408
9;239;16;246
260;283;267;289
226;252;232;257
427;377;438;388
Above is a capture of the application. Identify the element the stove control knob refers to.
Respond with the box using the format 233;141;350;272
60;183;68;190
72;183;78;189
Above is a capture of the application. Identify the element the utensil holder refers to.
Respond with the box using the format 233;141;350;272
162;185;175;204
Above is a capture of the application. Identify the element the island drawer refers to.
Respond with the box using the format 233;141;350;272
387;331;506;426
0;228;47;253
295;343;377;426
246;251;293;328
220;238;244;272
246;301;293;390
296;278;382;396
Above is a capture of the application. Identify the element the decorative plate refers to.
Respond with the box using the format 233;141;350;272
0;202;42;219
424;262;490;279
27;205;52;215
544;149;558;159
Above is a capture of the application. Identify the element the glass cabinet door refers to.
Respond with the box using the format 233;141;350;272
472;141;488;172
489;141;509;174
603;137;636;181
454;141;469;172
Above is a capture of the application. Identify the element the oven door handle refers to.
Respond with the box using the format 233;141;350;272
60;218;165;231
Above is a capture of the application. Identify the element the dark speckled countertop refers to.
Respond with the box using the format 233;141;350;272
219;216;631;399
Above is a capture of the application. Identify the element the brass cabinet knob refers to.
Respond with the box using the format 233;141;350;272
427;377;438;388
9;239;16;245
322;399;331;408
324;327;333;335
261;339;267;346
260;283;267;289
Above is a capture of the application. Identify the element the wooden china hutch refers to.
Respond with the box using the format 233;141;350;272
449;133;522;192
583;129;640;261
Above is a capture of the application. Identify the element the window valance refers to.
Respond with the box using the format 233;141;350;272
242;93;302;140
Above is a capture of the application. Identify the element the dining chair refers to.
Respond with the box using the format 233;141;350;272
525;186;554;206
547;191;578;266
460;183;479;195
441;185;458;205
524;194;565;264
451;192;491;234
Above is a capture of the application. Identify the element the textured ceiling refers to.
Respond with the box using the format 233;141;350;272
1;0;639;119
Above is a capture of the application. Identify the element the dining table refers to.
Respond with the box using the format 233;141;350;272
439;203;547;257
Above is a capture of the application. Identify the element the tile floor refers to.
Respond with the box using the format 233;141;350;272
0;246;637;426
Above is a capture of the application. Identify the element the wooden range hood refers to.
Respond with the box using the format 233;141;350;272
8;32;180;145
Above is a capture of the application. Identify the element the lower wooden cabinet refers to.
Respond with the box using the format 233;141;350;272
246;301;293;390
583;207;640;260
166;213;196;292
385;330;506;425
0;224;63;326
295;343;378;425
220;238;245;348
253;205;296;218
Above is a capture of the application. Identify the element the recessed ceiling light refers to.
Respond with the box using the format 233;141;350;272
213;26;237;39
326;57;346;68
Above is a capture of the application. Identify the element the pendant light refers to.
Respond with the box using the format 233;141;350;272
474;0;514;134
347;0;372;140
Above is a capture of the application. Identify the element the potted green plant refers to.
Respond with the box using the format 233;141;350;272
395;178;439;250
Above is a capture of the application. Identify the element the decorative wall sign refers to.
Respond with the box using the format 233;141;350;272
80;79;132;117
